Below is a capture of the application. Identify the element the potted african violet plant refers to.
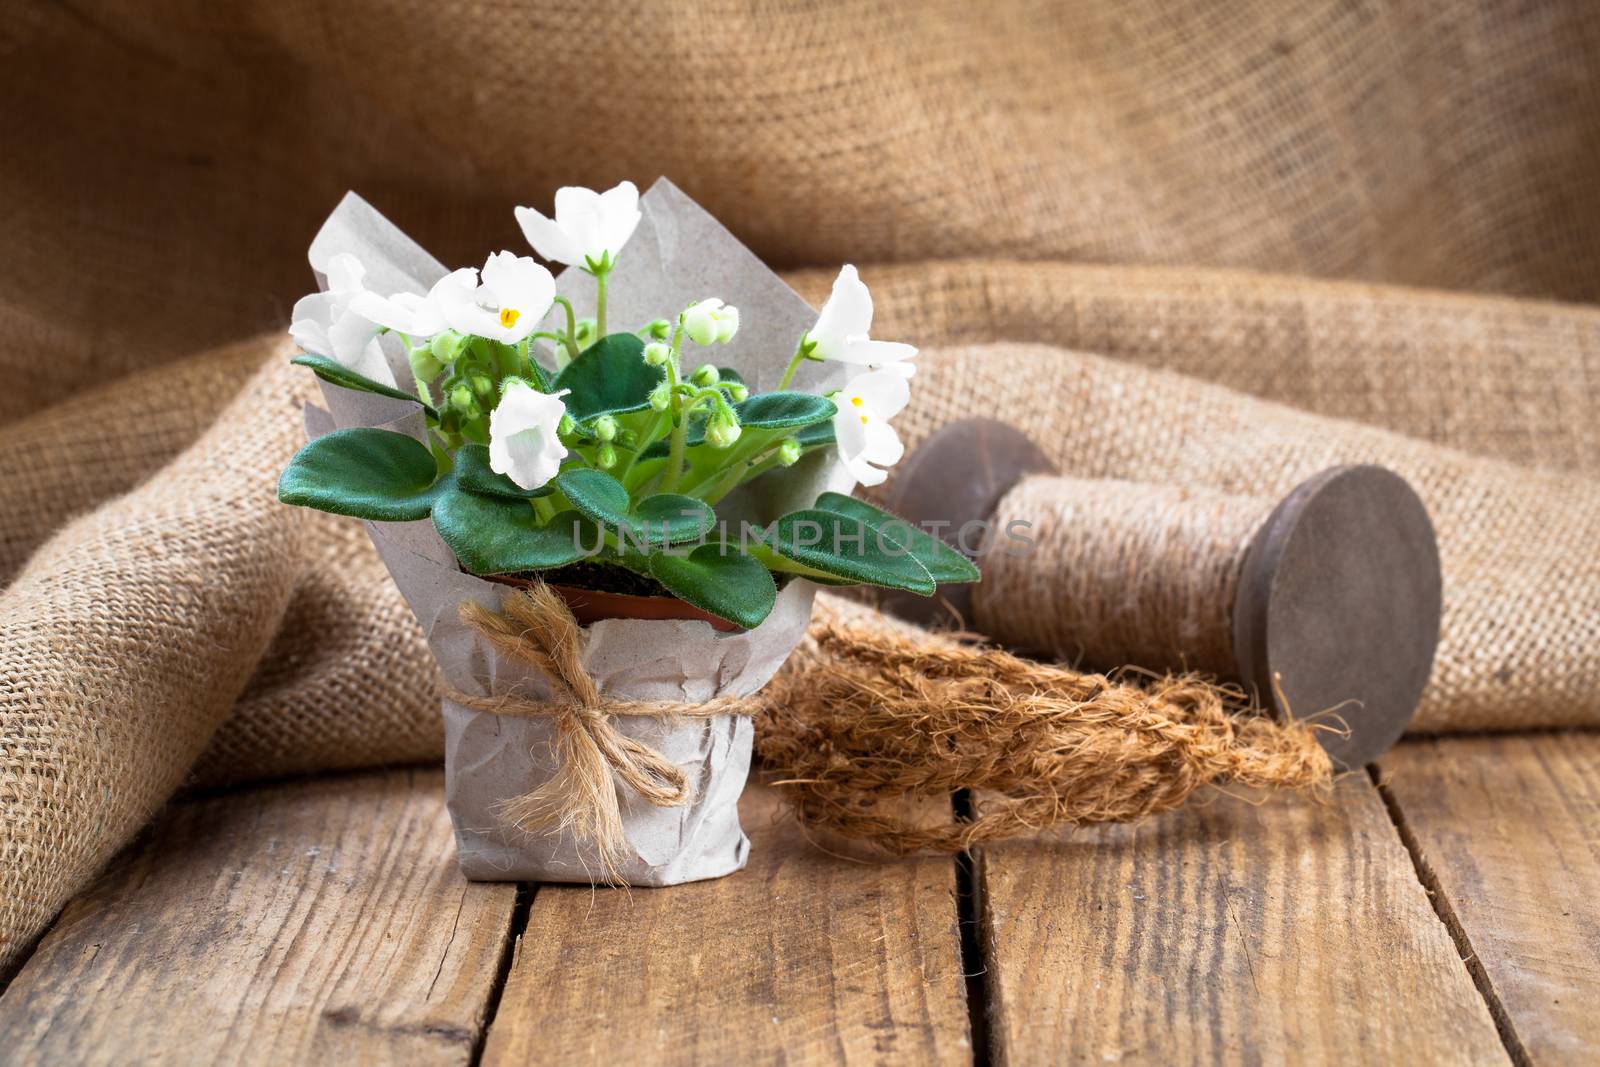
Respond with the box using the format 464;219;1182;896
278;178;977;885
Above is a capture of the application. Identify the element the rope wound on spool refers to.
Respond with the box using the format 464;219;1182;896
883;419;1442;769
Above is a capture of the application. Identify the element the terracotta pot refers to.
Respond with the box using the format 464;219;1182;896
489;575;740;632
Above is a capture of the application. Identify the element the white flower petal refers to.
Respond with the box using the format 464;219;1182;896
289;317;332;356
848;367;911;417
324;253;367;295
844;338;918;369
489;382;570;491
347;289;443;338
810;265;872;360
553;185;602;218
844;453;889;487
515;205;584;266
861;419;905;467
522;182;641;269
597;180;641;256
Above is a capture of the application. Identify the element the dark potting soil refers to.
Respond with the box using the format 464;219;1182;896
533;560;672;597
510;559;794;600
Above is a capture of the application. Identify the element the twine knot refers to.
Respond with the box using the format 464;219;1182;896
450;583;756;875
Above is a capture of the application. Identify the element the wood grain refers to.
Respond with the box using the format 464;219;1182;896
1381;734;1600;1066
976;774;1510;1065
0;769;517;1066
480;782;971;1066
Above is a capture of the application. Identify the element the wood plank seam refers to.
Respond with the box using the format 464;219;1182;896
467;882;537;1067
953;790;994;1067
1367;765;1533;1067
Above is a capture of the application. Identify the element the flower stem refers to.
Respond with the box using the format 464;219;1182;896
776;338;809;390
551;296;582;365
594;269;609;338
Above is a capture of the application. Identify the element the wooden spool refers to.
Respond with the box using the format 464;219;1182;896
882;418;1443;768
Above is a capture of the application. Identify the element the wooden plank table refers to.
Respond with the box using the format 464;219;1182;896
1;736;1595;1065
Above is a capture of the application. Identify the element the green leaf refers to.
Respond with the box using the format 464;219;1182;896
794;419;836;450
649;543;777;629
555;467;632;525
551;333;663;420
525;359;555;393
733;392;836;431
767;509;936;594
637;392;835;460
278;427;441;521
292;354;437;418
813;492;980;584
454;444;554;499
557;469;715;544
432;492;595;574
634;494;716;543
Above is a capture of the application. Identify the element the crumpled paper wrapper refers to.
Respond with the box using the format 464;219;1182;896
303;178;857;884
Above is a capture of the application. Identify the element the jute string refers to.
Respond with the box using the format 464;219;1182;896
974;476;1270;673
451;583;756;875
756;594;1334;854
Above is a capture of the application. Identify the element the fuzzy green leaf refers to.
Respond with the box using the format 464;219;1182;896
432;492;595;575
733;392;836;430
634;494;717;543
292;354;437;418
768;509;936;594
555;467;632;525
557;469;714;544
794;419;836;450
278;427;441;521
454;444;554;499
649;543;777;629
813;492;980;584
551;332;663;420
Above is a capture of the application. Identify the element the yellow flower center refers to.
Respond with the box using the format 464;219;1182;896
499;307;521;329
860;414;869;424
850;396;863;407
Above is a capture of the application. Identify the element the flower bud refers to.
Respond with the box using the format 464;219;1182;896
558;413;576;436
705;411;742;449
690;363;720;387
713;304;740;343
575;317;598;345
409;346;444;382
777;437;802;466
646;318;672;340
596;442;618;469
726;382;749;402
430;329;467;364
449;384;476;414
680;299;721;345
470;373;494;398
643;341;671;366
593;414;618;442
649;381;673;412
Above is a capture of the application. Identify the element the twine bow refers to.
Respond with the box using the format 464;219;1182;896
450;583;755;874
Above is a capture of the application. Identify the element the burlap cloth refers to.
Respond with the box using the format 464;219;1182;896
3;1;1597;968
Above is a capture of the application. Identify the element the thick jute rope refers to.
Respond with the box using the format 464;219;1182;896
757;595;1333;854
451;583;756;874
973;476;1271;673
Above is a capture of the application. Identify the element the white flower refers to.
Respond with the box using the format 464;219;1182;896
347;289;445;339
831;367;910;487
431;252;556;345
489;380;571;491
289;253;396;386
515;181;641;271
806;264;917;376
681;298;740;345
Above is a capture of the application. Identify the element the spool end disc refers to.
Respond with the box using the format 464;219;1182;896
880;418;1056;626
1232;465;1442;770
